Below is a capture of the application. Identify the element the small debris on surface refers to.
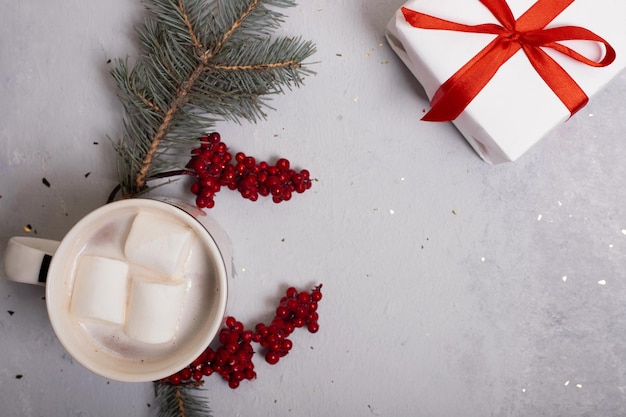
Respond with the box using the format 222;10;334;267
42;178;51;187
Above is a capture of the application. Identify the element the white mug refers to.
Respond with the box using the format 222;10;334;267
3;198;231;382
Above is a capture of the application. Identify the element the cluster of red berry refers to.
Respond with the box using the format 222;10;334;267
186;132;313;209
162;285;323;389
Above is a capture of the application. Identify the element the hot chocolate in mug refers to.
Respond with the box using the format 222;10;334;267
3;198;231;382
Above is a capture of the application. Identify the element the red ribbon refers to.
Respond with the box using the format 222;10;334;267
401;0;616;121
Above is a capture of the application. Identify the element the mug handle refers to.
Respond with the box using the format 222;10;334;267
3;237;61;286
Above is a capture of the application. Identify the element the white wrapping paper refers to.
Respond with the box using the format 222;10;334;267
386;0;626;163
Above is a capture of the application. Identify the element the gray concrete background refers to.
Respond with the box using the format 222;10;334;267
1;1;626;416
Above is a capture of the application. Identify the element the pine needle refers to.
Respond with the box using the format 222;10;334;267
153;383;213;417
111;0;316;197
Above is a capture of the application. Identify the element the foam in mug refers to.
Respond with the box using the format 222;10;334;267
69;210;193;344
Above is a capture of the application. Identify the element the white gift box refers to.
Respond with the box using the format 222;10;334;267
386;0;626;164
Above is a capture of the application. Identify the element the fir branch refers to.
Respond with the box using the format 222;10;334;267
154;383;212;417
111;0;316;197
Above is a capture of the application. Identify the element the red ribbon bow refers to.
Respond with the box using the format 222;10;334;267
401;0;616;121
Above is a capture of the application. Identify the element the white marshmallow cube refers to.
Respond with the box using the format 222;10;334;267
124;277;187;344
124;211;193;279
70;255;129;325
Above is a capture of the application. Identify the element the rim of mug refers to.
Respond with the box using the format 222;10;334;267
46;198;229;382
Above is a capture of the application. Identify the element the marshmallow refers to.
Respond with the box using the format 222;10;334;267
124;211;193;279
70;255;129;325
124;276;187;344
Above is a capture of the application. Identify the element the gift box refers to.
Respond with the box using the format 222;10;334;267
386;0;626;164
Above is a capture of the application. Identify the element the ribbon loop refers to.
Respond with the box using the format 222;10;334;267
401;0;616;122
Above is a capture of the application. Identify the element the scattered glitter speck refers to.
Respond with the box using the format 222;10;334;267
522;388;526;393
481;257;486;262
589;113;594;117
621;229;626;235
598;280;607;286
241;267;246;273
389;210;395;215
576;384;583;388
354;96;359;102
562;276;568;282
557;201;562;206
609;244;614;248
400;177;405;182
537;214;543;221
564;380;570;386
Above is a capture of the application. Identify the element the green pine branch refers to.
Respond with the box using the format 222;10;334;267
110;0;316;198
153;383;212;417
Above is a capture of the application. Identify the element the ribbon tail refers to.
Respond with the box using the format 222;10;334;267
423;38;519;122
522;45;588;115
401;7;504;34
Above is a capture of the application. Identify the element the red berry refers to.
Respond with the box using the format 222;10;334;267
286;298;299;311
241;330;253;343
215;142;227;154
243;156;256;168
276;158;290;171
307;322;320;333
294;305;308;319
281;339;293;351
208;132;221;143
283;322;295;335
190;158;206;173
180;368;192;380
297;292;311;304
265;351;280;365
276;305;289;318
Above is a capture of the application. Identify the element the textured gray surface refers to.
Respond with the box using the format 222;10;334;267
1;1;626;416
